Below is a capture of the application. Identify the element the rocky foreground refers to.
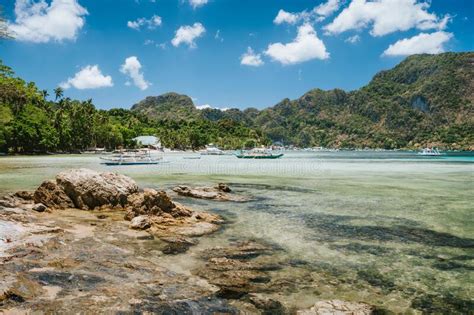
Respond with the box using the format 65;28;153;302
0;169;377;314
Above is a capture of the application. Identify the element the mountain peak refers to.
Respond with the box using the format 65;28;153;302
131;92;197;120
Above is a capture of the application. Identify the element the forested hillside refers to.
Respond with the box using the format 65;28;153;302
0;62;267;153
1;52;472;154
133;52;473;150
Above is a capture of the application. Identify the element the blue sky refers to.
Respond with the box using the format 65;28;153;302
1;0;473;110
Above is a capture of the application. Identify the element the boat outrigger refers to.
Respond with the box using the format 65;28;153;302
418;148;442;156
100;150;162;165
235;148;284;159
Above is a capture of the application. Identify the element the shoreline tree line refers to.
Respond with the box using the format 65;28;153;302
0;60;269;154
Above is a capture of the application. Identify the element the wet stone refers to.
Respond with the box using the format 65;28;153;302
32;203;47;212
125;297;239;315
160;236;197;255
173;184;251;202
248;293;288;315
31;271;104;291
195;240;279;300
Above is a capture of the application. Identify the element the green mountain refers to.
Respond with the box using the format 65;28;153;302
131;93;199;121
132;52;473;150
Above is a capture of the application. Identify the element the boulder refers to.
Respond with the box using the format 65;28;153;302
55;169;139;210
216;183;231;193
173;184;250;202
127;189;175;216
130;215;151;230
296;300;375;315
125;189;192;220
34;180;74;209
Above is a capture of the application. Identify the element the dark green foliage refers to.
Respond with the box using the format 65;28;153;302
0;60;267;153
239;52;473;150
1;52;473;153
133;52;472;150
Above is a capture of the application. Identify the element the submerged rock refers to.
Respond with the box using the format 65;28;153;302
160;236;197;255
296;300;375;315
196;241;278;299
248;293;288;315
173;184;250;202
32;203;47;213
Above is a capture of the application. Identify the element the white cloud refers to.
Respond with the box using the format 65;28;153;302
8;0;88;43
273;0;341;25
314;0;341;19
345;34;360;43
383;31;452;56
324;0;450;37
265;24;329;65
195;104;212;110
171;22;205;48
60;65;113;90
240;47;264;67
196;104;229;111
127;15;162;30
274;9;300;25
215;29;223;42
120;56;150;90
189;0;208;9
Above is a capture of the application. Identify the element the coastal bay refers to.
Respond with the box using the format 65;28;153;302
1;151;472;313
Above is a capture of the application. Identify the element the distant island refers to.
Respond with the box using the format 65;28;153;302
1;52;472;154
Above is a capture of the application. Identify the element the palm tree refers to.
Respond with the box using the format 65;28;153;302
54;87;64;101
41;90;49;100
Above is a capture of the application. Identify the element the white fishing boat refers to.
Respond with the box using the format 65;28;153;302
100;149;163;165
418;148;442;156
200;144;224;155
235;148;284;159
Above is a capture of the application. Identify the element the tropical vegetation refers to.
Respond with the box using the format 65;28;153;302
0;52;472;154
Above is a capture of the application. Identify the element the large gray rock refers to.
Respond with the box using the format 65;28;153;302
33;169;139;210
55;169;139;210
296;300;375;315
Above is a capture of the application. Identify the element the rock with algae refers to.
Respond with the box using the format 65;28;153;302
173;183;251;202
296;299;375;315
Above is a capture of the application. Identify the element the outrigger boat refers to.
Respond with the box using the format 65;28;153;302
418;148;442;156
235;148;284;159
100;150;162;165
200;144;224;156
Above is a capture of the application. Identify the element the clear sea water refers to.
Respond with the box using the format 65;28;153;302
0;151;472;313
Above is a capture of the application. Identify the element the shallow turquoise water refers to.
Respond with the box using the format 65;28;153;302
0;151;473;313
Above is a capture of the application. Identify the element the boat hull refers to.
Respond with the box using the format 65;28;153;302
235;153;284;159
101;161;160;166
